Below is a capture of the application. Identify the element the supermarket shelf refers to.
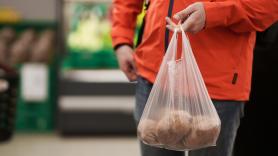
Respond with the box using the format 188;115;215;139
58;110;136;135
58;69;136;135
61;69;129;83
59;95;134;112
59;0;136;135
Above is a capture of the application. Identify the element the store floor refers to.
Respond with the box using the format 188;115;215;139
0;133;140;156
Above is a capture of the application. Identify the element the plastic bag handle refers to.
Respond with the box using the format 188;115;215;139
170;29;178;61
179;25;216;113
178;24;189;59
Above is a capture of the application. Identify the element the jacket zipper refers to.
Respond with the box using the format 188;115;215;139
165;0;175;52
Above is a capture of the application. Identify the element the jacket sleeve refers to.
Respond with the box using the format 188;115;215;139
203;0;278;33
111;0;144;48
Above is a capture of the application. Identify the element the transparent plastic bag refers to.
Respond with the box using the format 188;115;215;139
137;27;221;151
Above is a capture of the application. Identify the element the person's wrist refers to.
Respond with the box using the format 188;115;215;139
114;43;133;52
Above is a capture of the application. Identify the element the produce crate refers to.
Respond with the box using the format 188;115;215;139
62;49;118;69
0;21;58;132
15;63;57;132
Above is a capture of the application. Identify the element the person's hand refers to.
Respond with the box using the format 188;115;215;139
115;45;137;81
166;2;206;33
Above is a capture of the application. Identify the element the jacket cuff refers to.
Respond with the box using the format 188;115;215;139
203;2;229;29
111;26;135;47
114;43;133;51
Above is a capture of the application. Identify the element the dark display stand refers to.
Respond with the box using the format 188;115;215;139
58;73;136;135
0;66;18;142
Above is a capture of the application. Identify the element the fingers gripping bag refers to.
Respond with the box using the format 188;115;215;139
137;26;221;151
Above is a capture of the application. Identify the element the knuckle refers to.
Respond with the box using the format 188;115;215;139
192;26;200;33
190;16;197;21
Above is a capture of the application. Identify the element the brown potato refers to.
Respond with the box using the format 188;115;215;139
0;27;16;45
182;116;220;149
41;30;55;42
19;29;36;44
137;119;159;145
31;38;52;63
30;30;55;63
156;110;192;145
9;40;29;65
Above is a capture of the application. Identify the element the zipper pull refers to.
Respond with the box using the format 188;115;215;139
232;72;238;85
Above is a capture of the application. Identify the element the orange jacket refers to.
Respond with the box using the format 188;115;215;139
111;0;278;101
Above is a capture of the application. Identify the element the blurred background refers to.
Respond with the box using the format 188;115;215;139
0;0;277;156
0;0;144;155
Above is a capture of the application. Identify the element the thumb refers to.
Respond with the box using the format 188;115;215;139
173;4;195;21
130;52;137;71
130;58;137;73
